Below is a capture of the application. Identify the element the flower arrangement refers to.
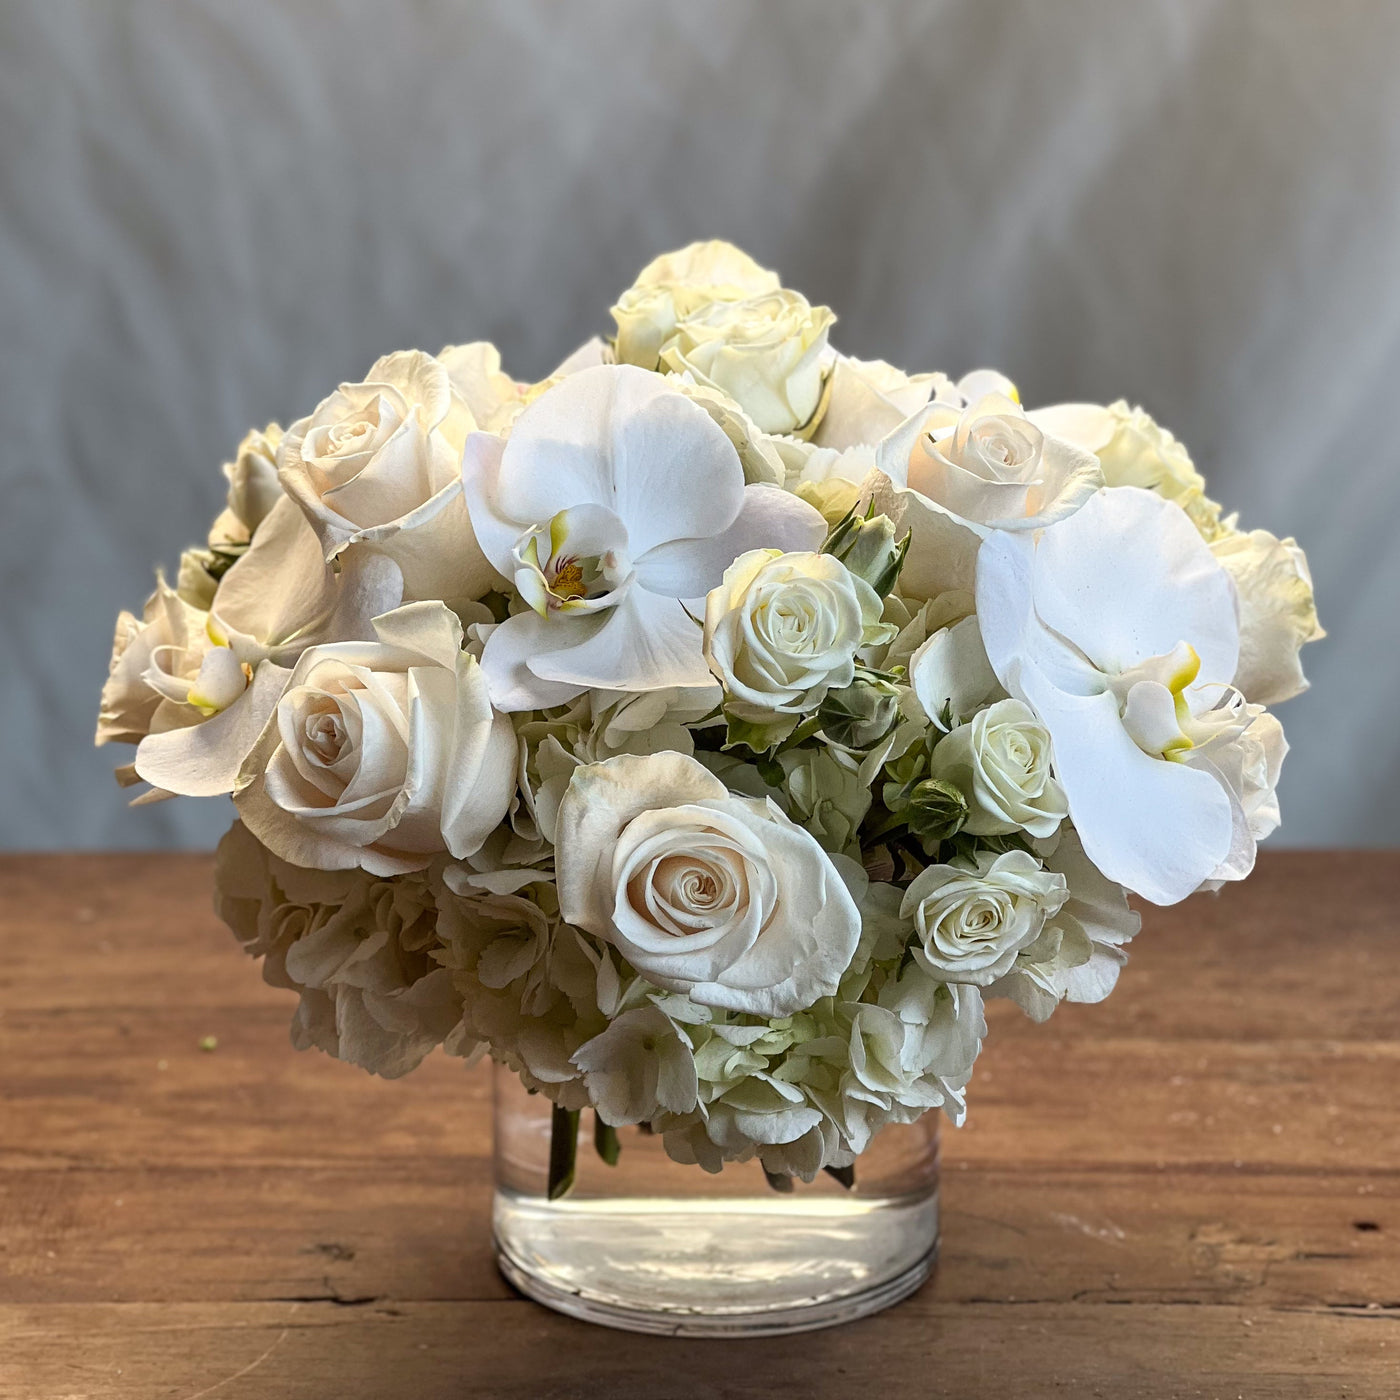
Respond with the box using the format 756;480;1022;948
96;241;1321;1192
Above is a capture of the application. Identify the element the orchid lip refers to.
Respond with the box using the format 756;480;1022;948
511;505;635;618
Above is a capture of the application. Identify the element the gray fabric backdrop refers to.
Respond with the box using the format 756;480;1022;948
3;0;1397;850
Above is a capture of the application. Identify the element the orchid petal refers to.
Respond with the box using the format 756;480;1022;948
634;484;824;598
975;528;1100;697
493;365;745;556
1030;487;1239;688
460;431;522;577
478;609;592;713
531;591;713;696
133;662;291;797
1018;667;1233;906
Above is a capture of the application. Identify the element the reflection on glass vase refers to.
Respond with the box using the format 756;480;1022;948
491;1062;940;1336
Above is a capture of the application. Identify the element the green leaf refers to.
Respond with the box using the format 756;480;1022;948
547;1105;580;1200
480;589;513;624
593;1114;621;1167
724;709;796;753
754;754;785;788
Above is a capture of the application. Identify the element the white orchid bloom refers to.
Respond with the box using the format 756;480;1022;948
462;364;825;712
976;487;1242;905
131;498;404;799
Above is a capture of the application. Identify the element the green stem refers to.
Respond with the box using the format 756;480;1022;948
593;1114;621;1167
547;1105;580;1200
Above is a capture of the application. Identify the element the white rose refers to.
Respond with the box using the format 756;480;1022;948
279;349;499;602
812;356;948;451
929;698;1068;837
555;752;862;1017
879;392;1102;532
785;443;874;524
1030;399;1225;538
1209;527;1323;705
213;821;467;1078
215;423;284;546
902;849;1069;986
671;379;786;486
704;549;882;727
572;1005;700;1126
660;288;835;435
611;240;781;370
234;602;516;875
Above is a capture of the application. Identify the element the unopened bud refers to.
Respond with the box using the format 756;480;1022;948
822;507;909;597
819;675;901;749
906;777;969;843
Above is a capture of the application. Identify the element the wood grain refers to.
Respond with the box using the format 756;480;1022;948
1;851;1397;1398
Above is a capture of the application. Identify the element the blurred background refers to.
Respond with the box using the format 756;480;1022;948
2;0;1396;850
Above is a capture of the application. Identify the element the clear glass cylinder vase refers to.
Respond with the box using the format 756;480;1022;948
491;1062;940;1336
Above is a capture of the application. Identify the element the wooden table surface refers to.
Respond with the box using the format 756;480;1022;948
1;852;1397;1399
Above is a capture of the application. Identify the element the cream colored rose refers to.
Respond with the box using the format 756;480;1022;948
215;423;284;547
661;288;834;435
880;393;1102;531
279;348;500;602
1210;528;1323;705
929;698;1068;837
902;849;1069;986
1029;399;1226;539
704;549;883;728
812;356;948;451
555;752;862;1017
235;602;516;875
611;240;780;370
439;341;523;432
